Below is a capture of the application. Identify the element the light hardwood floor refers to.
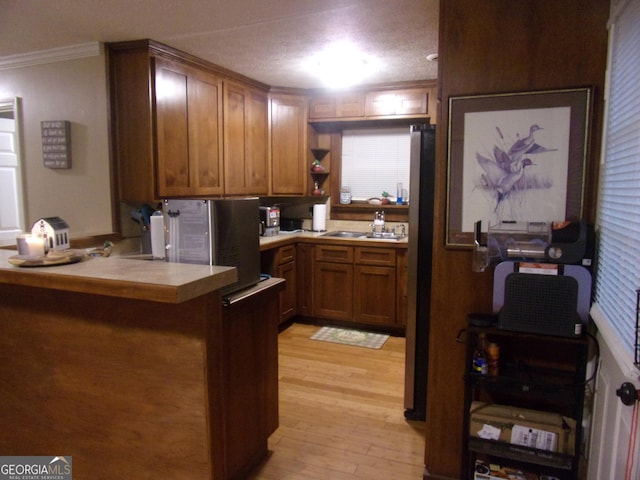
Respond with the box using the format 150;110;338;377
248;323;426;479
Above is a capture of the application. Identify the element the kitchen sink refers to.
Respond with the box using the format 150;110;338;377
321;231;367;238
365;232;406;241
321;230;406;241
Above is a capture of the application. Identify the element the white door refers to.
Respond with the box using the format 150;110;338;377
0;114;25;245
587;309;640;479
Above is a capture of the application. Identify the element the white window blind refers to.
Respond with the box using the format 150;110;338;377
341;127;410;200
593;0;640;357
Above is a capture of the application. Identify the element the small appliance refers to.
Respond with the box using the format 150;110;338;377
280;218;303;232
481;219;594;268
163;198;260;295
259;206;280;236
493;261;592;338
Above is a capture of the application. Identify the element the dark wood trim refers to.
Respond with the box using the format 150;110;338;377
331;204;409;222
309;116;430;131
424;1;609;477
69;233;121;249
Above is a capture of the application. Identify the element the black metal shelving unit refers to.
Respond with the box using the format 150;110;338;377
461;323;589;480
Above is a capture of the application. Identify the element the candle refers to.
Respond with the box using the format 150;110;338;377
16;234;46;257
27;236;45;256
16;234;30;255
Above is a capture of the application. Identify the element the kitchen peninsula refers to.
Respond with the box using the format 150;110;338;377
0;250;283;480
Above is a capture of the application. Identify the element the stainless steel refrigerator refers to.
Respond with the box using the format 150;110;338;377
404;124;436;421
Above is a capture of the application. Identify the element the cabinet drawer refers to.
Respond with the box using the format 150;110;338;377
355;247;396;266
315;245;354;263
276;244;296;265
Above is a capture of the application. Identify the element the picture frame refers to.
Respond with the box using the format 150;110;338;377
446;87;591;248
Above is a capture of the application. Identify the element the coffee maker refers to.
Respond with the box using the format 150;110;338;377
259;206;280;236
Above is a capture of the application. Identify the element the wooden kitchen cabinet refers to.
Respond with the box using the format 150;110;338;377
314;259;354;321
312;244;404;328
354;265;396;325
263;240;407;330
353;246;397;326
260;244;297;325
296;243;314;317
365;88;429;117
108;42;224;201
276;244;297;323
270;93;308;195
308;84;437;124
313;245;354;320
308;92;366;120
223;81;269;195
108;43;163;202
155;58;224;197
108;40;270;202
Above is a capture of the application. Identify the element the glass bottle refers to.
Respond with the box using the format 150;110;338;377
472;333;488;375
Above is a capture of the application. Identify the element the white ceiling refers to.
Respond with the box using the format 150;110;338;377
0;0;439;89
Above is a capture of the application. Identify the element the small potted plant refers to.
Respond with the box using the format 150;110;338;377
380;191;390;205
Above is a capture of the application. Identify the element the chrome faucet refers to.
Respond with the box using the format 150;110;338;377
372;211;385;235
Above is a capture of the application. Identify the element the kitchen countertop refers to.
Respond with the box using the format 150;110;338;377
0;249;237;304
0;224;406;301
259;229;409;250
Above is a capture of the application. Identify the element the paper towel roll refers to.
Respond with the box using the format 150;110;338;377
312;204;327;231
150;215;165;259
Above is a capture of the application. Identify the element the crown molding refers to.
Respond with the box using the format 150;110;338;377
0;42;102;71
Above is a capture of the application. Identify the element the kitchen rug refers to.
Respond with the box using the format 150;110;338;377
310;326;389;349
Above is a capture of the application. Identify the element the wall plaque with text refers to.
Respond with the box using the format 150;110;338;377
41;120;72;169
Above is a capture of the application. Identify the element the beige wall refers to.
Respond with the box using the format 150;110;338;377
0;49;113;238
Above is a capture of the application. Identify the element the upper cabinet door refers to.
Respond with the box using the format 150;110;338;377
365;89;429;117
270;94;308;195
155;58;224;197
308;93;365;120
223;82;269;195
308;85;436;124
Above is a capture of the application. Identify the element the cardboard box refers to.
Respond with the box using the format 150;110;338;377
469;402;576;455
473;460;559;480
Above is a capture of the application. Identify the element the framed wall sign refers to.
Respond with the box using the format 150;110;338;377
446;87;591;247
41;120;72;169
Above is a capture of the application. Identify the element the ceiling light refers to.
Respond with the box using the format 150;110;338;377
308;42;379;89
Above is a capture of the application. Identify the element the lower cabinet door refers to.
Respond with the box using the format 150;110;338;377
277;260;297;323
353;265;397;325
313;261;353;320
